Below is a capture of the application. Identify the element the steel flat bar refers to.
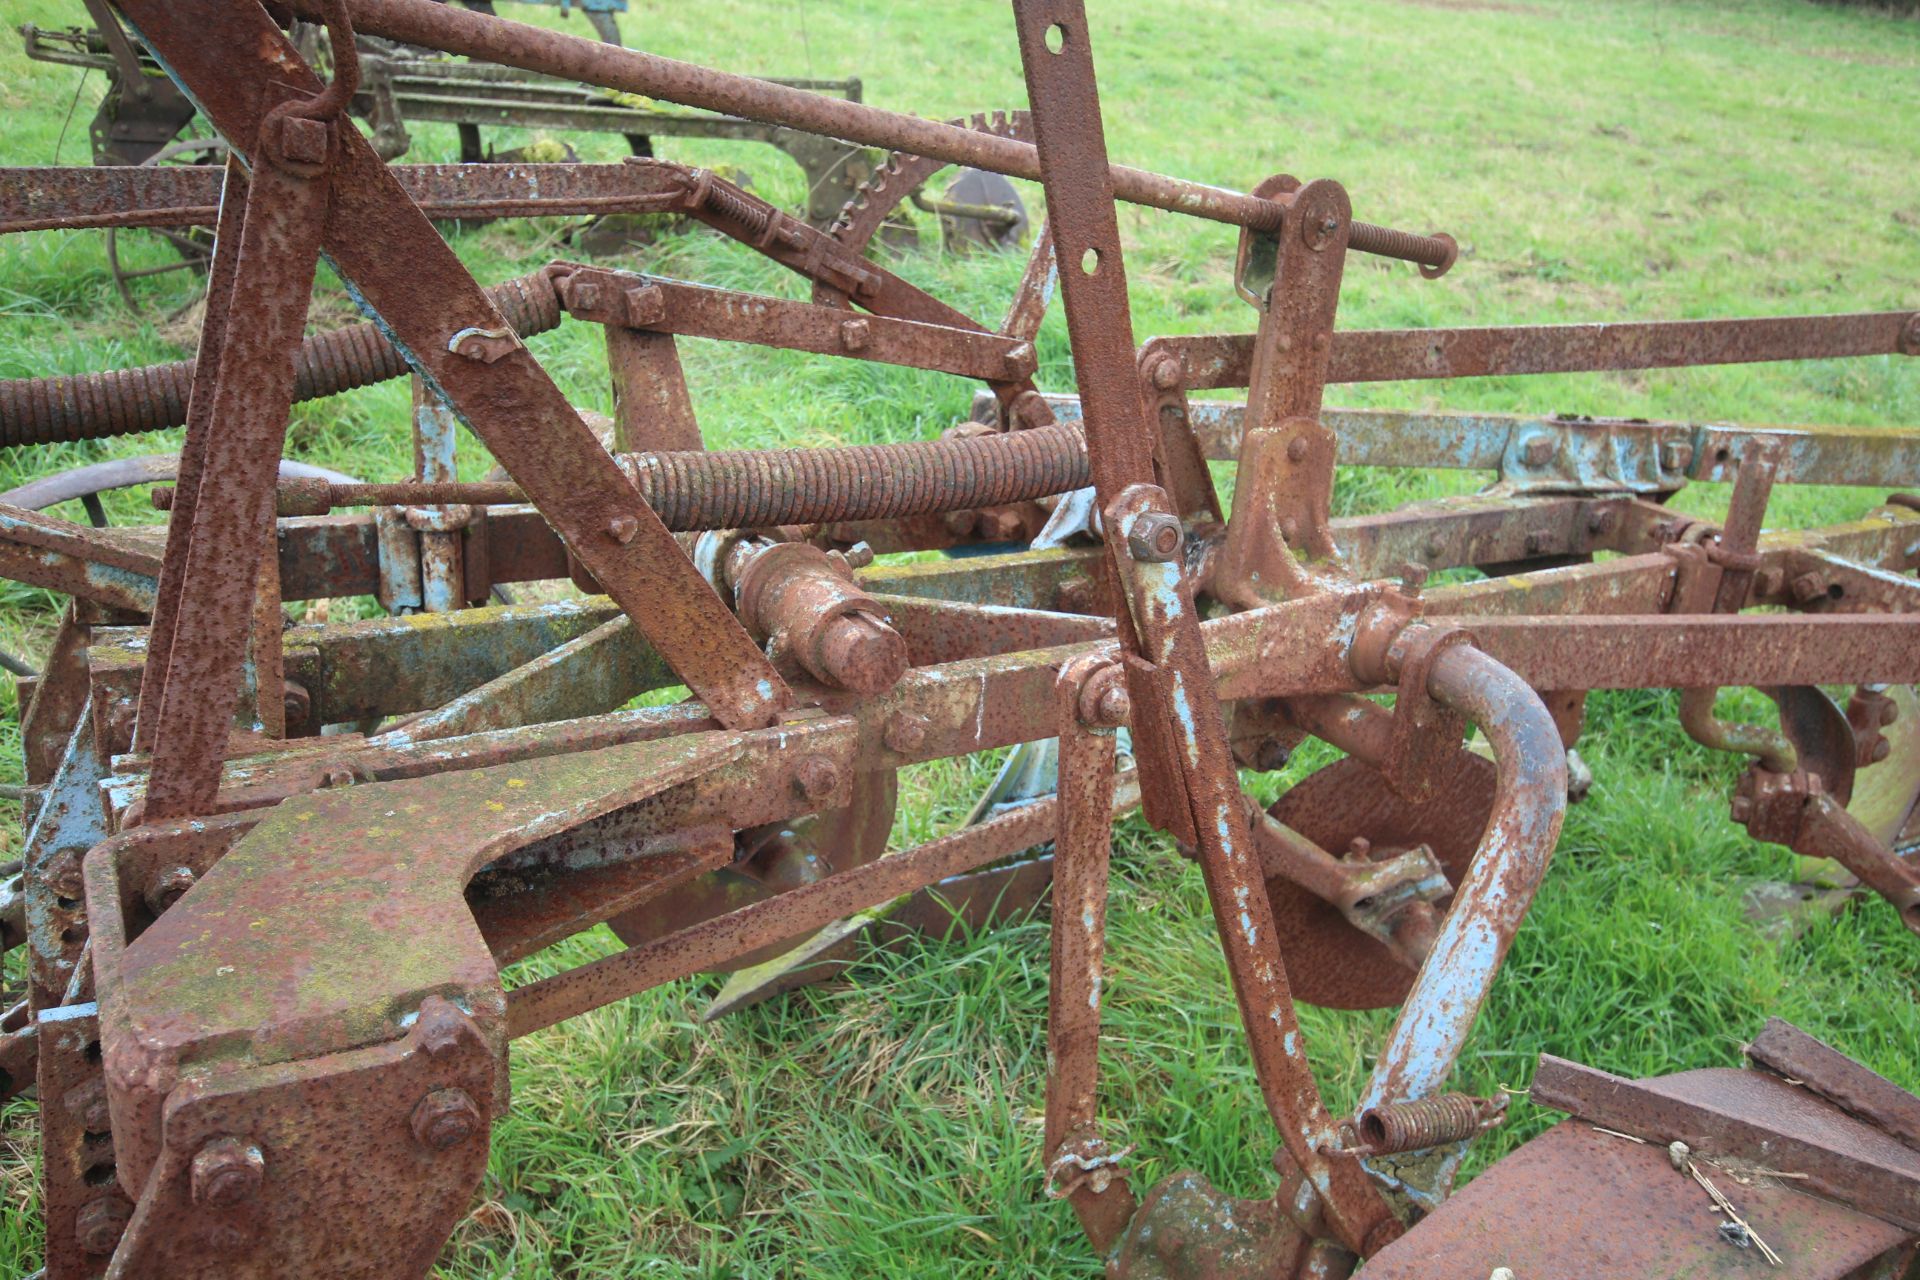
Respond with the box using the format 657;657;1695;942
562;271;1036;382
1012;0;1393;1251
136;157;249;756
1450;614;1920;690
1160;313;1919;390
1748;1019;1920;1153
142;152;330;821
284;0;1452;269
0;162;688;234
1027;392;1920;490
1531;1055;1920;1232
1044;672;1136;1252
506;789;1066;1038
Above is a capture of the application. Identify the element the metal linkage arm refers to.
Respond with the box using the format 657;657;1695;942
117;0;790;735
1010;0;1397;1254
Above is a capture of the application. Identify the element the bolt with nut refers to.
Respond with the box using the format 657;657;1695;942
411;1087;483;1152
191;1136;266;1208
1126;512;1184;564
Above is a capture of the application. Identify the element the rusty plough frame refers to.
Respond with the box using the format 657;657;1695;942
0;1;1918;1276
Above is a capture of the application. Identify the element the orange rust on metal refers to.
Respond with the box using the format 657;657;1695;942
0;2;1917;1276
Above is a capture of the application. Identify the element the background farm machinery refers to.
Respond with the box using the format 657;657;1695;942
21;1;1022;311
0;0;1918;1276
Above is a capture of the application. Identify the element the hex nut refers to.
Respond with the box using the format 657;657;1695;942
1660;441;1694;472
839;318;871;352
411;1088;483;1152
191;1137;265;1208
74;1195;132;1256
1076;665;1131;729
1125;513;1183;563
62;1077;111;1134
1521;436;1556;468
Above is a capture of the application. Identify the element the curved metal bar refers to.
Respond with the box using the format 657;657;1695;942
1679;686;1797;773
1359;642;1567;1110
0;456;362;512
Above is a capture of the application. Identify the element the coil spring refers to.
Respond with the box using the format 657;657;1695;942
621;424;1090;533
1353;1092;1505;1155
0;271;562;448
700;181;775;240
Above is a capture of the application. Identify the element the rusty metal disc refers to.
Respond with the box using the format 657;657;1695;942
1264;754;1497;1011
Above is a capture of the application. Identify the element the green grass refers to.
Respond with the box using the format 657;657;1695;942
2;0;1919;1275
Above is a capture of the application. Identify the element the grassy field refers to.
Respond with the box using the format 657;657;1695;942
2;0;1919;1275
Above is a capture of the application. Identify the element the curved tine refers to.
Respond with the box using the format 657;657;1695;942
1361;644;1567;1109
0;456;364;512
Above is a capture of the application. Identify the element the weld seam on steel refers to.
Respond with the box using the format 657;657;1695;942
0;271;561;446
619;425;1090;531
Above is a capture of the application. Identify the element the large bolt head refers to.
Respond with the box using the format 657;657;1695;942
1521;435;1556;467
191;1137;265;1208
411;1087;483;1152
1149;355;1183;391
1126;513;1184;564
794;756;842;802
63;1076;112;1134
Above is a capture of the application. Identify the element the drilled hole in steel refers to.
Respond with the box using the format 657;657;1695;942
1081;246;1101;276
85;1040;102;1063
83;1163;117;1187
1045;22;1068;53
1715;447;1731;462
1829;583;1845;600
60;925;84;946
55;895;80;912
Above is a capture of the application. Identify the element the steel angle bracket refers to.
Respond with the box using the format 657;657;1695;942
86;727;776;1277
